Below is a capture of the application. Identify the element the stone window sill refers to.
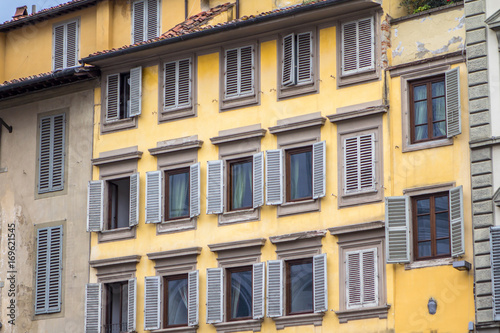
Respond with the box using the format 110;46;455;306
157;217;196;234
335;304;391;323
213;319;262;333
219;208;259;225
152;326;198;333
98;226;136;243
404;257;453;270
338;69;378;87
273;312;324;330
159;107;196;123
278;81;317;100
403;137;453;152
101;116;137;134
277;198;320;217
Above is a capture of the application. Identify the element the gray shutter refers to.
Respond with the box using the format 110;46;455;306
51;114;65;192
145;171;162;223
146;0;159;40
164;61;177;109
253;152;264;208
206;268;223;324
239;45;254;96
129;66;142;117
38;116;52;193
106;74;120;121
190;163;201;218
266;259;283;318
449;185;465;257
53;24;65;70
296;32;313;83
313;253;327;313
85;283;102;333
312;141;326;199
178;58;192;107
341;21;357;75
36;227;62;314
132;0;145;43
490;226;500;320
35;228;49;314
225;48;239;98
128;278;137;332
252;262;265;319
346;251;361;308
362;248;378;306
66;20;78;67
357;17;374;71
265;149;283;205
206;160;223;214
87;180;104;232
385;196;410;263
188;270;199;326
144;276;161;330
344;136;359;193
342;17;374;75
129;173;140;227
446;67;461;138
282;33;295;86
344;134;374;194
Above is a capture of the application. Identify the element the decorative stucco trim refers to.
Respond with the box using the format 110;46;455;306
403;182;455;196
404;257;453;270
210;128;267;145
90;255;141;268
327;105;387;123
273;312;324;330
329;221;384;236
92;149;143;166
147;247;201;276
208;238;266;252
209;238;266;268
470;136;500;149
335;305;391;323
90;255;141;282
98;226;136;243
213;319;263;333
269;230;326;244
152;327;198;333
147;247;202;261
269;113;326;134
388;52;465;77
149;139;203;156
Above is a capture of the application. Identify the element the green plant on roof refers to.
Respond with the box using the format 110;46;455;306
400;0;455;14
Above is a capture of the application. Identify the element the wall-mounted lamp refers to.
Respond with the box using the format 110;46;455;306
428;297;437;315
453;260;472;271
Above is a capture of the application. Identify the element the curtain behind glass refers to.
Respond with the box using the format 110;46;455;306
232;161;252;210
169;172;189;219
168;278;188;326
289;262;313;313
230;270;252;319
413;85;428;141
290;151;312;200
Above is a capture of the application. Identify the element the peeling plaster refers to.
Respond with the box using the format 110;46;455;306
394;28;398;37
392;41;404;58
416;36;463;58
421;16;432;22
448;15;465;32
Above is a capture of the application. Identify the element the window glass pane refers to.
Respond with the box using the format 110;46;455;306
432;97;446;121
231;161;253;210
106;282;128;333
168;171;189;219
108;178;130;230
230;270;253;319
418;241;431;258
415;125;428;141
432;81;445;97
414;101;428;125
436;212;450;238
417;198;430;214
167;278;188;326
417;215;431;241
435;196;448;212
290;151;312;200
414;85;427;100
436;238;450;255
433;121;446;138
289;262;313;313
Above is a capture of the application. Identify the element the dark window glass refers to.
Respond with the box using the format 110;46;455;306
229;158;253;211
165;168;190;220
119;72;131;119
105;281;128;333
227;266;253;320
286;147;312;201
164;275;189;327
107;177;130;230
286;259;313;314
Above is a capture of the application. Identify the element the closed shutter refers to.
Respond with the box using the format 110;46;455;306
145;171;162;223
85;283;102;333
346;251;361;308
313;253;327;313
225;46;254;98
206;160;223;214
253;152;264;208
51;114;65;192
490;226;500;320
344;134;374;194
225;48;239;98
129;66;142;117
188;270;199;326
239;45;254;96
446;67;461;138
296;32;313;84
190;163;201;218
253;262;265;319
127;278;137;332
35;228;49;314
385;196;410;263
53;24;65;70
449;185;465;257
265;149;283;205
129;173;140;227
267;260;283;318
282;33;295;86
357;17;374;71
66;20;78;67
312;141;326;199
164;59;192;110
178;58;192;107
206;268;223;324
39;116;52;193
106;74;120;122
164;61;177;109
362;249;377;306
38;114;65;194
342;17;374;75
144;276;161;330
132;0;145;43
146;0;160;40
346;248;378;309
87;180;104;232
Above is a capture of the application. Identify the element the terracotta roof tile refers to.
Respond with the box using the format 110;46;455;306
0;66;95;87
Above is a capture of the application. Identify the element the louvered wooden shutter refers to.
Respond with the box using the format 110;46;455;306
146;0;160;40
206;268;223;324
206;160;223;214
178;58;192;107
39;116;52;193
282;33;295;86
253;152;264;208
225;48;239;98
35;228;49;314
53;24;65;70
344;134;374;194
85;283;102;333
446;67;461;138
490;226;500;320
313;253;327;313
357;18;374;71
129;173;140;227
66;20;78;67
312;141;326;199
225;46;254;98
106;74;120;121
144;276;161;330
346;248;378;309
51;114;65;191
164;59;192;111
346;250;361;308
132;0;145;43
38;114;65;194
385;196;410;263
87;180;104;232
190;163;201;218
128;278;137;332
129;67;142;117
449;185;465;257
239;45;254;96
296;32;313;84
267;260;283;318
253;262;265;319
362;249;377;306
188;270;199;326
342;17;374;75
145;171;162;223
265;149;283;205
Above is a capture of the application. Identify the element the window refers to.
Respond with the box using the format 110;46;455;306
35;225;63;315
104;281;129;333
490;226;500;321
132;0;160;44
343;134;374;194
163;274;189;327
105;68;142;126
345;248;377;309
165;168;190;220
161;56;196;121
106;177;133;230
53;19;79;70
38;113;66;194
226;266;253;321
285;147;312;202
286;258;313;315
228;158;253;211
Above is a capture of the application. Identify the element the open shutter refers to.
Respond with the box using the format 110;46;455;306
312;141;326;199
296;32;313;83
129;173;140;227
188;270;199;326
132;0;145;43
146;0;159;40
225;48;239;98
66;20;78;67
490;226;500;320
253;262;265;319
282;33;295;86
446;67;461;138
85;283;102;333
145;171;162;223
206;160;223;214
357;17;374;71
190;163;201;218
385;196;410;263
362;248;378;306
265;149;283;205
253;152;264;208
206;268;223;324
106;74;120;121
267;260;283;318
239;45;254;96
129;67;142;117
449;185;465;257
51;114;65;192
128;278;137;332
53;24;65;70
178;58;192;107
313;253;327;313
144;276;161;330
35;228;49;314
87;180;104;232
